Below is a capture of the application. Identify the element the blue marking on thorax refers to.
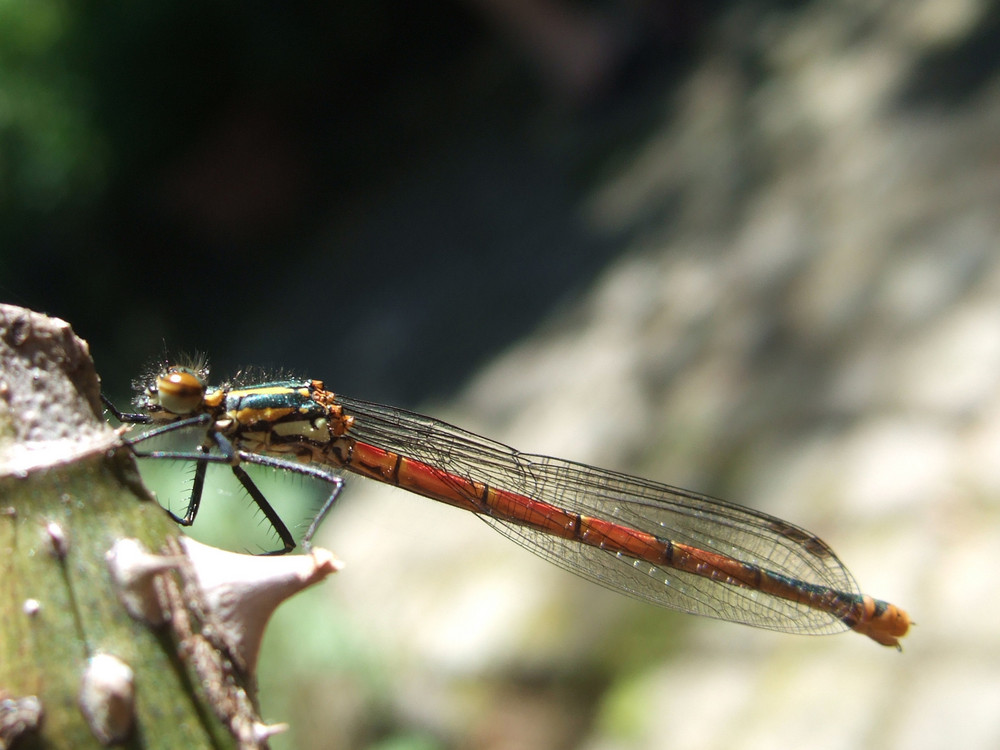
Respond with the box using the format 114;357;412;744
225;382;326;423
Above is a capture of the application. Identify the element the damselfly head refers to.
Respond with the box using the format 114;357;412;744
134;365;209;418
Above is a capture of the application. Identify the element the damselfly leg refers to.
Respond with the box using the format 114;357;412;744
103;393;344;554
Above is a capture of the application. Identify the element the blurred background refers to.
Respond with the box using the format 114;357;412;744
4;0;999;748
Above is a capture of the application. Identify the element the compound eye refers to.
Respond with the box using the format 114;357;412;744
155;368;206;415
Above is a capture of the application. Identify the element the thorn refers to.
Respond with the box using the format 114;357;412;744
180;538;342;674
253;720;290;742
44;521;69;559
78;653;135;746
0;693;43;746
106;538;183;625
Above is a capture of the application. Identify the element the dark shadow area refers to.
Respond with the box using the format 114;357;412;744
0;0;719;404
894;0;1000;107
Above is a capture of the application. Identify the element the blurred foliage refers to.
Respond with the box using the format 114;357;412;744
0;1;676;407
0;1;485;396
0;0;106;221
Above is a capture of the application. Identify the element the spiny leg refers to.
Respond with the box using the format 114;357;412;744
130;438;298;554
229;462;296;555
106;393;345;554
165;451;208;528
238;452;345;552
101;393;152;425
133;431;229;531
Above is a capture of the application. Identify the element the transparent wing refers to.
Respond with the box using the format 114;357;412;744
336;395;859;635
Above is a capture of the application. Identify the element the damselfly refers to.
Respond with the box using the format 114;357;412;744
103;363;910;648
